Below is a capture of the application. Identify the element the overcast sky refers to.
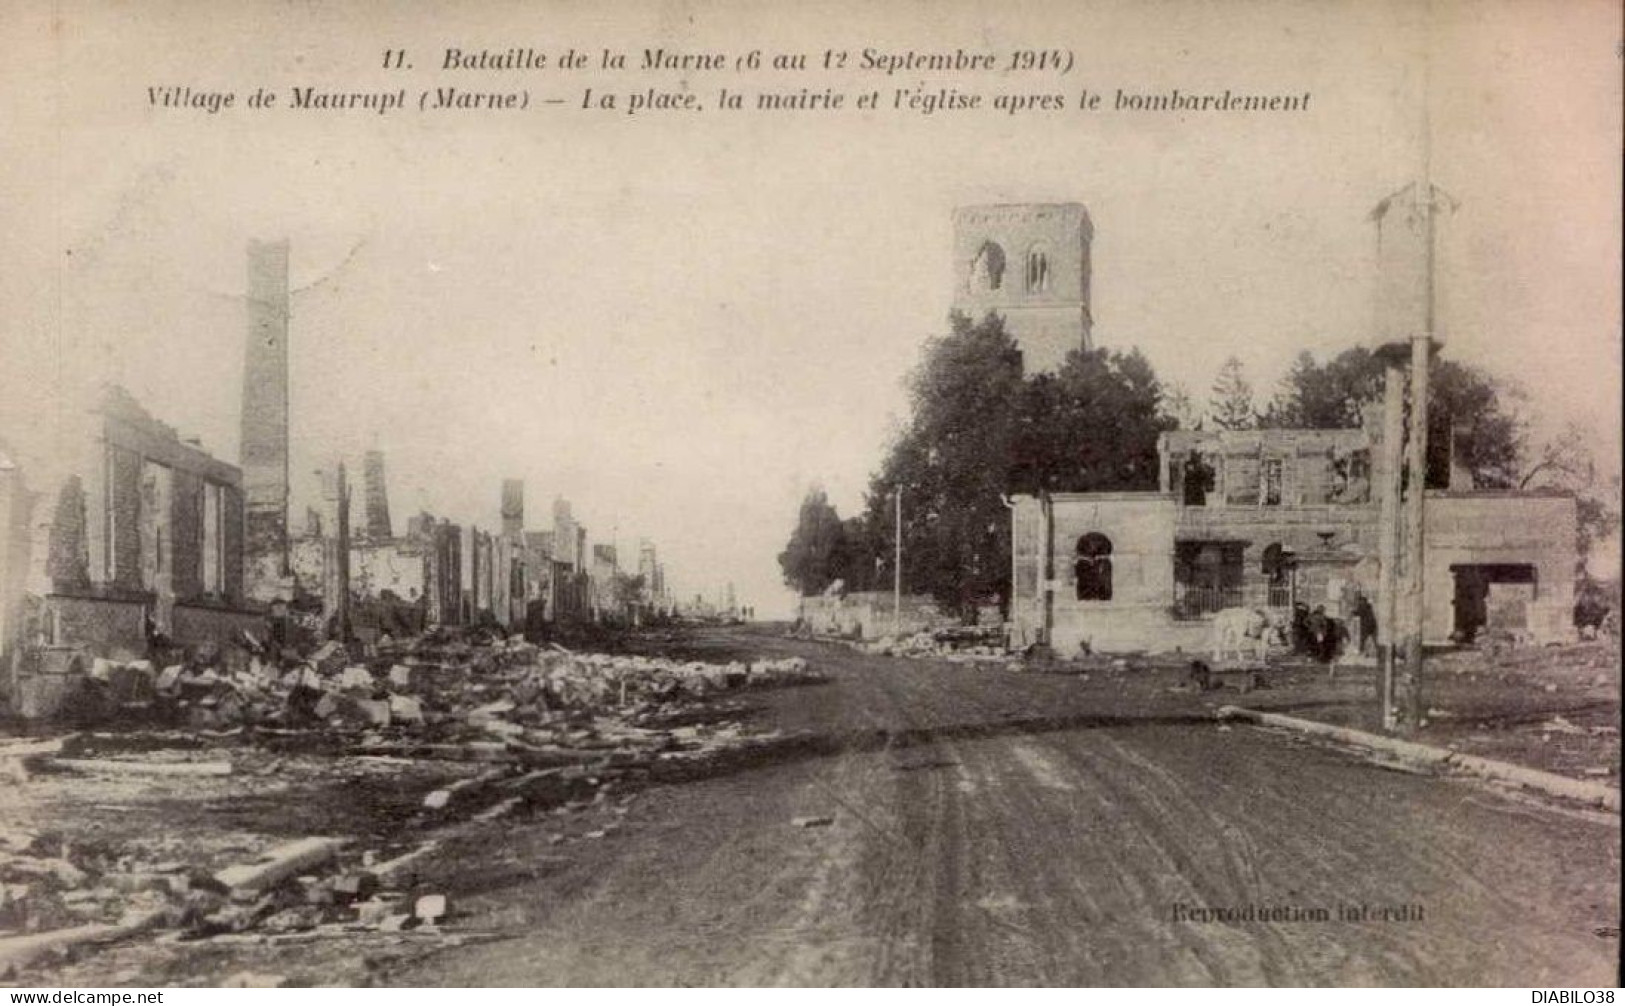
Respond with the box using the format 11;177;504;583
2;0;1619;613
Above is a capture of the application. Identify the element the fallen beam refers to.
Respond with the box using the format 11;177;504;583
372;841;440;884
0;735;78;760
0;909;165;975
47;758;233;778
214;837;351;893
422;767;512;810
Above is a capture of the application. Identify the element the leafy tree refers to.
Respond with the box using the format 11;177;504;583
1158;380;1200;431
862;313;1026;617
1519;421;1621;569
1262;348;1383;428
777;487;849;596
1428;358;1526;490
1013;347;1170;493
1207;355;1257;430
852;313;1170;618
835;515;882;593
1259;345;1526;490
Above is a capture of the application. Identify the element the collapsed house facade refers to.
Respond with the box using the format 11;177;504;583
2;239;675;720
0;386;263;715
1009;420;1578;655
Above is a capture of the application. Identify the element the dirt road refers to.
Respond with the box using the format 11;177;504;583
387;630;1620;986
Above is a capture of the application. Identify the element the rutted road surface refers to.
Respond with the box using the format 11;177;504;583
392;629;1618;986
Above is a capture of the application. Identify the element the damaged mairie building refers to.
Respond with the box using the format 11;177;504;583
1009;418;1578;655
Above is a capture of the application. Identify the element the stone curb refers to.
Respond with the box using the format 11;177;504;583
1216;705;1621;813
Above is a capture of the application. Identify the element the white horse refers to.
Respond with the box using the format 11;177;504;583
1211;607;1276;664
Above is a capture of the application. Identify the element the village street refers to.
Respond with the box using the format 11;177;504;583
11;626;1618;987
371;628;1620;988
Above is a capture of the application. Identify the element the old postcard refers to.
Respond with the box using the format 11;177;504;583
0;0;1619;989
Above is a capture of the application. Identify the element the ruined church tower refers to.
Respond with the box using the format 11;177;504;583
951;203;1094;373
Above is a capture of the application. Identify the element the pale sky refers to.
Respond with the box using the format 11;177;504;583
2;0;1619;615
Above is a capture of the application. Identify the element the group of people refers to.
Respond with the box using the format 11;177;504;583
1287;594;1377;663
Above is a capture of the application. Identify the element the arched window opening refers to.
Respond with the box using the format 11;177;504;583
1027;250;1050;292
971;241;1006;292
1074;532;1114;601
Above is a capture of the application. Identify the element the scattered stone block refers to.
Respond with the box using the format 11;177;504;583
414;893;446;923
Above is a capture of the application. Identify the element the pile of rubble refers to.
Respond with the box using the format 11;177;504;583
65;636;819;737
856;626;1012;663
0;633;828;975
0;823;468;976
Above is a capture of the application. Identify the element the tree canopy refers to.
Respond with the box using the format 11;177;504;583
1257;345;1523;488
1207;356;1257;430
1259;344;1614;566
827;312;1170;617
776;487;849;597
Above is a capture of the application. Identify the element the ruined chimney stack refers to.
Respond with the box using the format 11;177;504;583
241;239;292;590
362;449;393;540
501;479;524;538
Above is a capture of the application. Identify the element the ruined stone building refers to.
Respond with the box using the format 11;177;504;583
1009;419;1578;655
952;203;1093;374
589;543;620;620
490;480;528;630
544;498;591;623
460;525;495;625
4;386;259;674
636;539;671;617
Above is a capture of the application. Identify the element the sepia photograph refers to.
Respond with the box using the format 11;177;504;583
0;0;1620;989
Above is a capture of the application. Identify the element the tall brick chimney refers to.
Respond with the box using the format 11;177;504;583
241;239;291;582
361;449;392;540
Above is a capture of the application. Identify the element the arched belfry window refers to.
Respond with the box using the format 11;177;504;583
971;241;1006;292
1074;532;1114;601
1026;248;1050;292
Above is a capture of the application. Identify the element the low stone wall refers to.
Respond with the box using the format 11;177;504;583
172;603;267;653
47;594;148;661
800;592;952;640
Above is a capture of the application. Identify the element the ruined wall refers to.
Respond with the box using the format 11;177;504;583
951;203;1092;373
0;458;35;667
1423;492;1577;644
170;469;203;602
351;539;428;601
44;594;147;662
1160;428;1374;508
425;520;463;625
171;603;267;654
1044;493;1178;654
801;592;947;639
46;477;90;591
108;446;142;590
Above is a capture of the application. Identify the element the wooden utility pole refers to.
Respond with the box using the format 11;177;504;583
1398;329;1432;728
1377;364;1405;730
893;485;902;631
1372;178;1451;731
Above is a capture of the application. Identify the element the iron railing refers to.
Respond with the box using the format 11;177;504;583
1171;583;1245;620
